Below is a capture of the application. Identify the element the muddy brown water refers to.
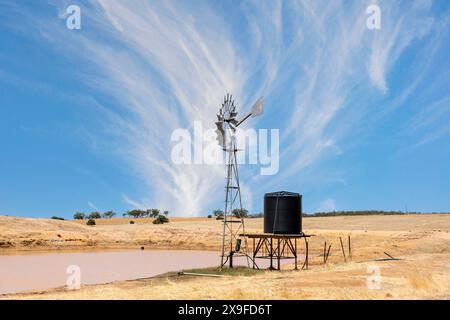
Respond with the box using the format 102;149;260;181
0;250;223;295
0;249;296;295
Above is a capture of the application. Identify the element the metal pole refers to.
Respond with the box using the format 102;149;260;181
294;238;298;270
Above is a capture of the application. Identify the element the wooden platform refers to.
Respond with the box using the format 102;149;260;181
239;233;312;270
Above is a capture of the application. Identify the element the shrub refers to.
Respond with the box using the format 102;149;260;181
153;215;169;225
130;221;135;224
207;215;212;218
51;216;65;220
86;219;96;226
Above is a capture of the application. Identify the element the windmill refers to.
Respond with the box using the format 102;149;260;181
215;93;264;268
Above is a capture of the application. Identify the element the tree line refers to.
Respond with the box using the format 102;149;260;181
305;210;416;217
73;209;169;220
208;209;427;219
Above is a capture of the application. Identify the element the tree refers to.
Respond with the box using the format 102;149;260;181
103;211;116;219
207;215;212;218
213;209;224;220
73;212;85;220
163;210;169;216
149;209;160;218
88;211;101;219
127;209;146;218
232;208;249;218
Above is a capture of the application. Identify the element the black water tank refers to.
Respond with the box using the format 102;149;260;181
264;191;302;234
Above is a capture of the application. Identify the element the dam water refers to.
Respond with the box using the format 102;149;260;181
0;250;221;295
0;249;298;295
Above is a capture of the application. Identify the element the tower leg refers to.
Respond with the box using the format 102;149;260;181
229;251;233;268
269;238;274;270
277;238;281;270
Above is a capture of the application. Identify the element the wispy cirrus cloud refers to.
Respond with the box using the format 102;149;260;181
3;0;448;215
318;199;337;212
252;0;439;191
367;0;434;93
88;201;100;212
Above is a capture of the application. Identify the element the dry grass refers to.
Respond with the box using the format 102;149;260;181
2;214;450;253
8;254;450;300
0;216;230;252
2;214;450;299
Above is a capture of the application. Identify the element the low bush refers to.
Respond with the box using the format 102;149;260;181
153;215;169;224
86;219;96;226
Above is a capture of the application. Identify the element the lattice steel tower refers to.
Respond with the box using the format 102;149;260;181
215;94;264;268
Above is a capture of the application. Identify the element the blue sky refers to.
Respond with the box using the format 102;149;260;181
0;0;449;218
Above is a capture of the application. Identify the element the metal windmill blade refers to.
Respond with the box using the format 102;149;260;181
215;93;239;148
215;121;225;148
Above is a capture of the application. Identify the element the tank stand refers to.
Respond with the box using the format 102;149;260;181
241;233;311;271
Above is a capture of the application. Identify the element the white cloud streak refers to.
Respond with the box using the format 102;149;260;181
317;199;337;212
88;201;100;212
5;0;445;215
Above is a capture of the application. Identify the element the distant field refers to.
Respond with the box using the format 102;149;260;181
2;214;450;252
